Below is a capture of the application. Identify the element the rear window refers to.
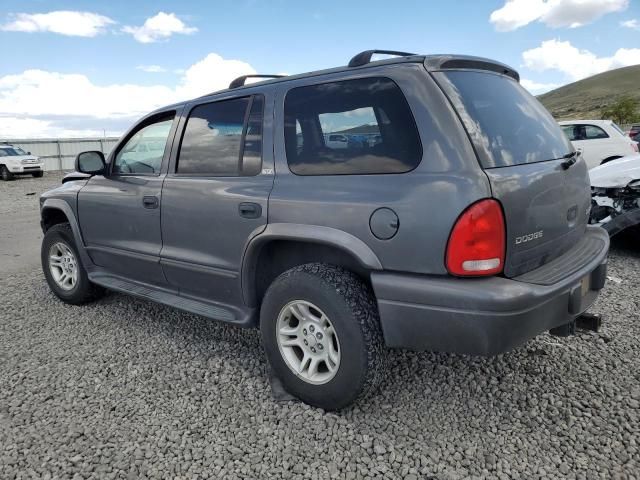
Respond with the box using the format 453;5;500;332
284;77;422;175
435;71;572;169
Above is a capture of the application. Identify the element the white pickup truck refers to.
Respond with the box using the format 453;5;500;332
0;144;44;180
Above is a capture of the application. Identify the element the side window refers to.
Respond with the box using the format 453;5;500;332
562;125;577;141
584;125;609;140
177;95;263;176
114;115;174;174
284;77;422;175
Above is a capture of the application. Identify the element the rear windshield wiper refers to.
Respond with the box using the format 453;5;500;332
561;151;578;170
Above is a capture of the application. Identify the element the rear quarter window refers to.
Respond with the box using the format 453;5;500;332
284;77;422;175
435;71;572;169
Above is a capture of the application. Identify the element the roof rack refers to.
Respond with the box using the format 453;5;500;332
348;49;417;68
229;74;286;89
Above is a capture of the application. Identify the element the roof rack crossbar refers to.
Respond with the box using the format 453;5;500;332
348;49;417;68
229;74;286;89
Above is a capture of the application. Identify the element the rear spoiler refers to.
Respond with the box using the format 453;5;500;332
424;55;519;82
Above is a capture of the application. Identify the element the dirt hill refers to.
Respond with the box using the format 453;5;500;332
538;64;640;120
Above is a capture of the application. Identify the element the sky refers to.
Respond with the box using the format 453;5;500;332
0;0;639;138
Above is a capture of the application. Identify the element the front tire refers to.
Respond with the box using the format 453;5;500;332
1;165;14;181
41;223;104;304
260;263;386;410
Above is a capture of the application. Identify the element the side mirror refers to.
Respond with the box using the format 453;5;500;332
76;151;106;175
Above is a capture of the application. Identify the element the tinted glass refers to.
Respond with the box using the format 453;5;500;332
114;116;174;174
584;125;609;139
436;71;572;168
284;77;422;175
178;96;263;176
561;125;578;141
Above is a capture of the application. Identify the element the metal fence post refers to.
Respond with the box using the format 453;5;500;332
99;138;104;154
56;140;62;172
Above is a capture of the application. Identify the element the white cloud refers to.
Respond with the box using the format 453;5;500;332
520;79;560;94
175;53;255;99
136;65;167;73
522;39;640;81
0;52;256;138
490;0;628;31
0;70;175;119
122;12;197;43
1;11;114;37
621;18;640;29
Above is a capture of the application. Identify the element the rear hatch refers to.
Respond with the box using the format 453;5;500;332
432;69;591;277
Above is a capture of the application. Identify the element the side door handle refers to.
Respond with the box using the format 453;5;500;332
142;195;159;209
238;202;262;219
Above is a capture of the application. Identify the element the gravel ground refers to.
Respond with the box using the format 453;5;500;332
1;174;639;479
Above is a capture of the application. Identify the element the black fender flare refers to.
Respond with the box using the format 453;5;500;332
241;223;383;306
41;199;94;268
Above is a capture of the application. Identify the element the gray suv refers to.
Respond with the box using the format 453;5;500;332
39;50;609;410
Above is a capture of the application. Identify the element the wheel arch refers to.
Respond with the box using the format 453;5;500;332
601;155;623;165
241;223;382;307
41;199;93;268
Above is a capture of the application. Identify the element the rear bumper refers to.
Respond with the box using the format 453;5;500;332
371;226;609;356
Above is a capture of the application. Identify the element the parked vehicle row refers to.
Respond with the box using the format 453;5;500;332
38;50;609;409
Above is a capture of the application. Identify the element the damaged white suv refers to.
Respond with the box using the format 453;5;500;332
590;154;640;236
0;144;44;180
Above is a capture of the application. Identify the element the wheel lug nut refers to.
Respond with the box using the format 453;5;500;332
311;347;316;353
303;329;307;335
304;340;308;345
317;344;323;350
309;325;315;332
316;332;322;339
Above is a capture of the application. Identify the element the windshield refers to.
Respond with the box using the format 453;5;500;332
0;147;27;156
435;71;572;168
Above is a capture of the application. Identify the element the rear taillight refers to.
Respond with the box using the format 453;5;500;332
446;199;505;277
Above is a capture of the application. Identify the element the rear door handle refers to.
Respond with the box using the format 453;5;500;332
238;202;262;219
142;195;159;209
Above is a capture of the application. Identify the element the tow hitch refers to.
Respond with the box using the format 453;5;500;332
550;313;603;337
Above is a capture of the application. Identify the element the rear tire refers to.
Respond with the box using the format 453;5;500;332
32;171;44;178
1;165;14;181
41;223;104;304
260;263;386;410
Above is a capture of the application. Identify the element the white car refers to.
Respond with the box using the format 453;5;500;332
325;134;349;149
0;144;44;180
559;120;638;170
